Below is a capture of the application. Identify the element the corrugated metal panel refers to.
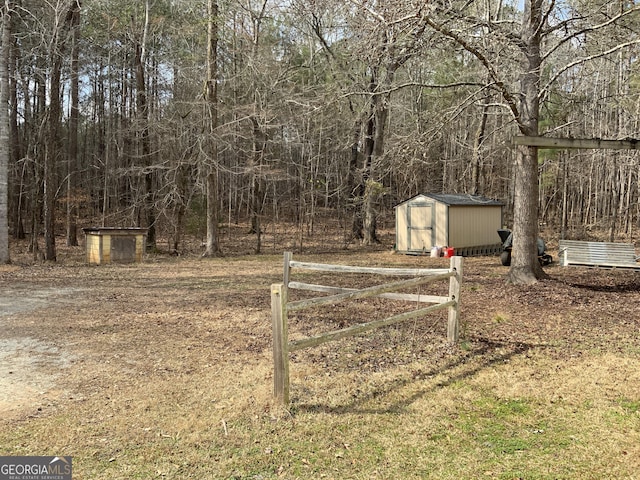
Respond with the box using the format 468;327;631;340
424;193;503;206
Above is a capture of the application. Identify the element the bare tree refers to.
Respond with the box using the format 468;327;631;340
133;0;156;250
2;0;636;263
202;0;222;257
66;0;81;247
0;0;10;263
425;0;640;284
305;0;431;244
43;0;77;261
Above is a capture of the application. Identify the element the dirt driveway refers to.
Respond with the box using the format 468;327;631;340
0;253;280;424
0;280;81;418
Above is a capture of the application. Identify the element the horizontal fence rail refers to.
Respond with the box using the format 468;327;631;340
272;252;463;405
288;300;456;352
286;272;453;312
288;260;451;276
286;282;449;304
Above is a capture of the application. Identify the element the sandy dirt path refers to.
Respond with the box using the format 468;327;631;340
0;287;78;419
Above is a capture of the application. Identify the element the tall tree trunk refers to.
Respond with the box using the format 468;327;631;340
356;92;375;242
134;0;155;250
561;154;568;239
172;161;189;253
8;1;21;240
45;14;69;262
0;0;10;263
249;116;265;253
506;0;546;284
66;0;80;247
42;0;78;261
203;0;222;257
471;100;489;195
608;157;620;242
347;118;363;241
44;63;62;262
360;71;388;246
29;72;46;258
362;101;384;245
509;144;544;284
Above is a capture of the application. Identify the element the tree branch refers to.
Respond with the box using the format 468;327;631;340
423;15;521;126
542;5;640;61
541;39;640;96
341;81;488;98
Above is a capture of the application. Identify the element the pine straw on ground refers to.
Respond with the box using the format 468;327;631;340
0;231;639;479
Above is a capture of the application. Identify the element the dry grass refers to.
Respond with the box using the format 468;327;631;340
1;225;640;479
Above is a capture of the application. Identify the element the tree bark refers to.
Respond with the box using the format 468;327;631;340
249;116;265;254
0;0;10;263
471;100;489;195
348;119;363;241
43;1;78;261
506;0;546;284
508;144;545;284
8;16;22;240
66;0;80;247
202;0;222;257
134;0;156;250
360;67;392;246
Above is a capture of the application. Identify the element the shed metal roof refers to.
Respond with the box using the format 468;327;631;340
397;193;504;207
425;193;504;206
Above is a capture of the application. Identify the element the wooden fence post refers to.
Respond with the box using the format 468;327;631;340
283;251;292;289
271;283;289;404
447;256;463;343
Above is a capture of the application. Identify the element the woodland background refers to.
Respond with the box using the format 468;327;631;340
0;0;639;260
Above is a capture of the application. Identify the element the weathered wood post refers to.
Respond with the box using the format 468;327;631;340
271;283;289;404
447;256;463;343
283;251;292;288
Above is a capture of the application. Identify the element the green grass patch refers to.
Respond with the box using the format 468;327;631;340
618;398;640;414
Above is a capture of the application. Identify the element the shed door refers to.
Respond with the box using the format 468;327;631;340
407;203;434;251
111;236;137;263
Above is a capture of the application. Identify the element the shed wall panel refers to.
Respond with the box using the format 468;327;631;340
448;206;502;248
135;234;145;262
410;205;432;229
395;203;409;251
434;202;448;247
86;235;101;264
396;195;436;252
102;235;111;263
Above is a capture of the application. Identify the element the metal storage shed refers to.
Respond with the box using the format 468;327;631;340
395;193;504;256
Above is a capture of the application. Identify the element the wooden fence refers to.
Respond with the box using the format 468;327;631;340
271;252;463;405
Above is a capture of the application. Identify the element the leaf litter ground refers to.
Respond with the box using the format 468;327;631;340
0;230;639;478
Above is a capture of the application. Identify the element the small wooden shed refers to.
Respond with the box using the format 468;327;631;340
395;193;504;256
83;227;148;264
